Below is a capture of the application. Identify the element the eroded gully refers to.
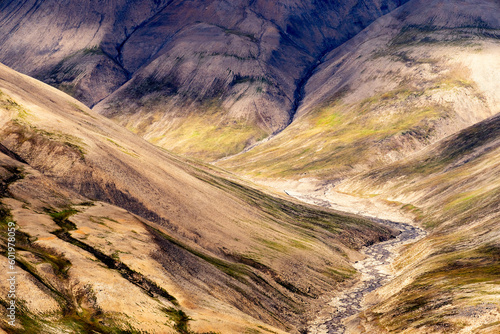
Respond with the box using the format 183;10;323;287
285;191;426;334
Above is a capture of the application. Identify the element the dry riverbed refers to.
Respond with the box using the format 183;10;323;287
307;219;425;334
279;187;426;334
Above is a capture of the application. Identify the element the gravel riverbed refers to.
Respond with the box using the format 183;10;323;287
308;219;426;334
283;190;426;334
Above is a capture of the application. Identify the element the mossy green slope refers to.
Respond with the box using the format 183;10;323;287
105;96;269;161
340;113;500;333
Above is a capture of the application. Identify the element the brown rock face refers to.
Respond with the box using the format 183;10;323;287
0;0;408;158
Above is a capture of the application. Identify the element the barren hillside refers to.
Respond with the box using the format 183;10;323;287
0;63;394;333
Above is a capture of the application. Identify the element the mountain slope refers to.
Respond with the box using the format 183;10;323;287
0;63;395;333
338;112;500;333
219;0;500;181
1;1;499;332
215;2;500;331
0;0;409;160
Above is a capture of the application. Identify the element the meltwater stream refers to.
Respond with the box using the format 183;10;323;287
308;220;426;334
283;190;426;334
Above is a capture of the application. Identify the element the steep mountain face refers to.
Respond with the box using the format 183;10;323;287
220;0;500;181
0;0;408;159
0;64;395;333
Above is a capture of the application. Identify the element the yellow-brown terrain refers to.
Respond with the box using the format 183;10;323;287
0;0;499;333
0;63;394;333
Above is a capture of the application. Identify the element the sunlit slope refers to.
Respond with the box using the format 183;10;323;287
338;113;500;333
219;0;500;181
0;63;395;333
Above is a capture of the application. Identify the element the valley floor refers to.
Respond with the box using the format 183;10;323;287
280;188;426;334
309;219;425;334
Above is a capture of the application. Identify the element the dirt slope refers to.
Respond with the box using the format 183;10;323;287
0;63;395;333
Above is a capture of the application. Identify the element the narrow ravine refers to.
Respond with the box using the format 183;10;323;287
284;190;426;334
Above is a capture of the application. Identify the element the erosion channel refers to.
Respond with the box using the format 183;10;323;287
284;190;426;334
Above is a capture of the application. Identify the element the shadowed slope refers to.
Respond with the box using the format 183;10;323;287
0;0;409;160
